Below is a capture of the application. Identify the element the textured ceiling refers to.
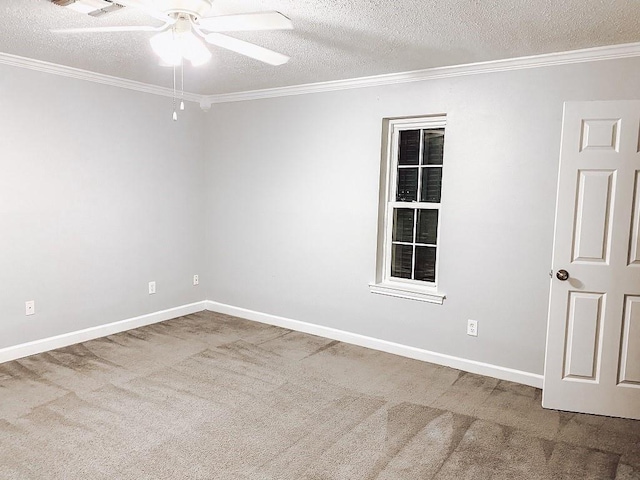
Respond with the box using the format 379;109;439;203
2;0;640;95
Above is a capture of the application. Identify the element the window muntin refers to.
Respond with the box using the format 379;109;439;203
385;119;445;287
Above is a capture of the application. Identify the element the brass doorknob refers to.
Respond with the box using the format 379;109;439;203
556;269;569;281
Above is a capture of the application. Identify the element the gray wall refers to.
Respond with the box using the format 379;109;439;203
2;56;639;377
0;64;207;348
204;58;640;375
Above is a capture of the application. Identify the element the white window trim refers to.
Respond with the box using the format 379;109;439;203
369;282;445;304
370;115;447;304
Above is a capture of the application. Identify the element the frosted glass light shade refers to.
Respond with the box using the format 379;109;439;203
180;31;212;66
150;29;211;67
150;30;181;66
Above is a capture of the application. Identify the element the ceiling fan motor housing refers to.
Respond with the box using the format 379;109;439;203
154;0;212;18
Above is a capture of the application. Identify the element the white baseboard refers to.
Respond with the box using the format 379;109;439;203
205;300;544;389
0;299;544;389
0;301;207;364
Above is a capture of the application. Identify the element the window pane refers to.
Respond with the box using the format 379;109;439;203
398;130;420;165
391;244;413;279
420;167;442;203
397;168;418;202
416;209;438;244
422;129;445;165
414;246;436;282
392;208;415;243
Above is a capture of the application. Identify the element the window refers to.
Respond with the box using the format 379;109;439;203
370;116;447;304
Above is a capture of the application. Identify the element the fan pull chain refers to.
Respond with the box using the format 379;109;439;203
180;60;185;111
171;26;178;121
172;62;178;121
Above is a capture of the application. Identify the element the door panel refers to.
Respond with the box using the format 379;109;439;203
563;292;604;380
580;118;620;151
544;101;640;420
572;170;615;263
629;172;640;265
619;295;640;386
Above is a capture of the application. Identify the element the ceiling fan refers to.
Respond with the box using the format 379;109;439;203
51;0;293;66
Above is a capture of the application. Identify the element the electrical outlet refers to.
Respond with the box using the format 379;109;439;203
148;281;156;295
193;274;199;286
467;319;478;337
25;300;35;316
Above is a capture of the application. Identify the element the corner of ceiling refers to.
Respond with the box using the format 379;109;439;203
0;51;206;105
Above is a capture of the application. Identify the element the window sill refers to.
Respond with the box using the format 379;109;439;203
369;282;446;304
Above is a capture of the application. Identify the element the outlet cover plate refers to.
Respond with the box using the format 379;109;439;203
25;300;35;316
467;319;478;337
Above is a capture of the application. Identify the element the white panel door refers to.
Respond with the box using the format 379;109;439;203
543;101;640;420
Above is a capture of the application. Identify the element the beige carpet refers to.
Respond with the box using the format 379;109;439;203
0;311;638;479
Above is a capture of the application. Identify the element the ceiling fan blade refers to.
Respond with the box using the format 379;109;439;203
198;12;293;32
51;25;163;33
204;33;289;66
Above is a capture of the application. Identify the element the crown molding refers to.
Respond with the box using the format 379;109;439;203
205;41;640;104
0;52;204;104
3;41;640;108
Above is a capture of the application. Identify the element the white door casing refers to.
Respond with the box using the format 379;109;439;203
543;101;640;420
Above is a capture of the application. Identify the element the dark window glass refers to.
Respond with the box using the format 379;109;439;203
422;130;444;165
398;130;420;165
420;167;442;203
397;168;418;202
414;246;437;282
391;244;413;279
392;209;415;243
416;209;438;244
388;122;444;284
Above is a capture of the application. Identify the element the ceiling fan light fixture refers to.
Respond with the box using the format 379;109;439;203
150;25;211;67
179;31;211;66
150;30;182;66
